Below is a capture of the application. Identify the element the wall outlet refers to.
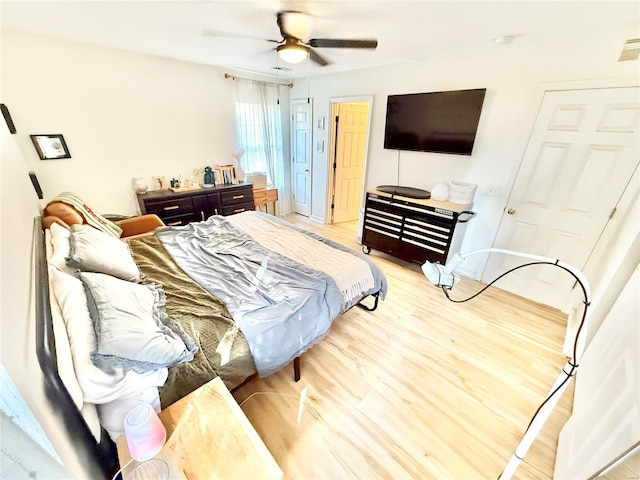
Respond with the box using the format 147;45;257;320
487;185;501;197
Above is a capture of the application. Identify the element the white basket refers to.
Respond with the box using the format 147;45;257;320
448;181;477;204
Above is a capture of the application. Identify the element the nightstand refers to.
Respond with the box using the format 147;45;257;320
253;188;278;216
116;377;282;479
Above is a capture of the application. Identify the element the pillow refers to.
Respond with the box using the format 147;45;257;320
49;267;168;404
97;386;161;441
66;224;142;282
79;272;198;373
49;222;74;274
46;271;84;410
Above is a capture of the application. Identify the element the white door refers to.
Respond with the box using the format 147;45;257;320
291;99;312;217
331;102;369;224
554;266;640;479
483;87;639;309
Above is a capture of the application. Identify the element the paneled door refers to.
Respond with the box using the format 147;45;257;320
483;87;639;309
291;99;312;217
331;102;369;224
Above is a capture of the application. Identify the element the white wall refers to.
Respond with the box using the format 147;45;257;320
2;29;290;216
293;27;639;277
0;114;98;477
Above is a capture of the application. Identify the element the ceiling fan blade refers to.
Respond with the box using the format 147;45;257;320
277;11;311;40
276;11;290;39
309;49;330;67
308;39;378;49
203;29;280;43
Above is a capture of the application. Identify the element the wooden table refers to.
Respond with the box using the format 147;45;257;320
117;377;282;479
253;188;278;216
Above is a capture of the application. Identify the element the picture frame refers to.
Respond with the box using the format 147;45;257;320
152;176;167;190
30;134;71;160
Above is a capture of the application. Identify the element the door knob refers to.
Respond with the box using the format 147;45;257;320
304;169;309;173
507;208;516;215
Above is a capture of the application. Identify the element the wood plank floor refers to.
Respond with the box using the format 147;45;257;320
233;213;574;480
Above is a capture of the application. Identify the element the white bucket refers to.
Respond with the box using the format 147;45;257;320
448;181;477;204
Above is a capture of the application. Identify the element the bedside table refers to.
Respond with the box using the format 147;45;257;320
116;377;282;479
254;188;278;216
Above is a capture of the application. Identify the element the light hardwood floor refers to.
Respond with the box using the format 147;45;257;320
233;213;574;480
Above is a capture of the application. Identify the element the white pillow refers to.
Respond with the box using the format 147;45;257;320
49;222;74;274
81;402;102;442
46;273;84;410
66;224;142;282
97;386;161;441
46;228;84;409
49;267;167;404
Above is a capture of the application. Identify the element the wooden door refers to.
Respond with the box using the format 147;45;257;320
332;102;369;223
554;266;640;478
291;99;312;217
483;87;639;309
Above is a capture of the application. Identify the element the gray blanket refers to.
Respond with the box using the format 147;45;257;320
156;215;383;376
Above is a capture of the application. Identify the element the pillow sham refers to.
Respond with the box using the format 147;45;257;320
79;272;198;374
49;267;168;404
66;224;141;282
49;222;76;275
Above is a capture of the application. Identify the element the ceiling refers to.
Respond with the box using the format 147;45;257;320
2;1;638;79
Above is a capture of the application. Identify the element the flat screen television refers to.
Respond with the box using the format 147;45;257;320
383;88;486;155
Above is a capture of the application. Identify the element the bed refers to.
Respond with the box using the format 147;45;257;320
36;203;387;477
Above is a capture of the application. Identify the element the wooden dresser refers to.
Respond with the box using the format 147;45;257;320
136;183;254;226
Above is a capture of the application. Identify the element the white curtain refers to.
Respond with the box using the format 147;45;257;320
234;79;285;190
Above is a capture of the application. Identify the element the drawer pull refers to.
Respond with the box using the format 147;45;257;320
163;205;180;211
232;195;244;199
214;208;218;215
201;211;205;221
167;221;182;226
234;208;246;213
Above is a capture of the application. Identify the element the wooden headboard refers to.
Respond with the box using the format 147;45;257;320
34;217;119;478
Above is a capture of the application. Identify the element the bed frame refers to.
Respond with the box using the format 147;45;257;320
34;215;382;475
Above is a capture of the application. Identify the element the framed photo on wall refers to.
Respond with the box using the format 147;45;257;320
30;134;71;160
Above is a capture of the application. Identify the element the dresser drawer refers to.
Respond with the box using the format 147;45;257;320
221;201;255;216
143;197;194;216
220;188;254;206
162;213;194;226
253;188;278;204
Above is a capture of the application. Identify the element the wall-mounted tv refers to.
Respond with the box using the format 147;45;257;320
383;88;486;156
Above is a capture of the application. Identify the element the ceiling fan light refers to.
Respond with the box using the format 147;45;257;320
277;43;309;63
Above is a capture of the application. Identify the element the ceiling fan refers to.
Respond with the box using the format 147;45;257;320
203;10;378;67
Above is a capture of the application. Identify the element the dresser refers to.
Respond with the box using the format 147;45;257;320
361;190;475;265
136;183;255;226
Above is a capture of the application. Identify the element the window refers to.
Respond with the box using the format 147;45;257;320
234;80;284;190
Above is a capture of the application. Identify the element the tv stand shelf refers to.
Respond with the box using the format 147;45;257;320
361;190;475;265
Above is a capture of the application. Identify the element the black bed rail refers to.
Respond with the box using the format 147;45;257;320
34;217;118;479
357;291;380;311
